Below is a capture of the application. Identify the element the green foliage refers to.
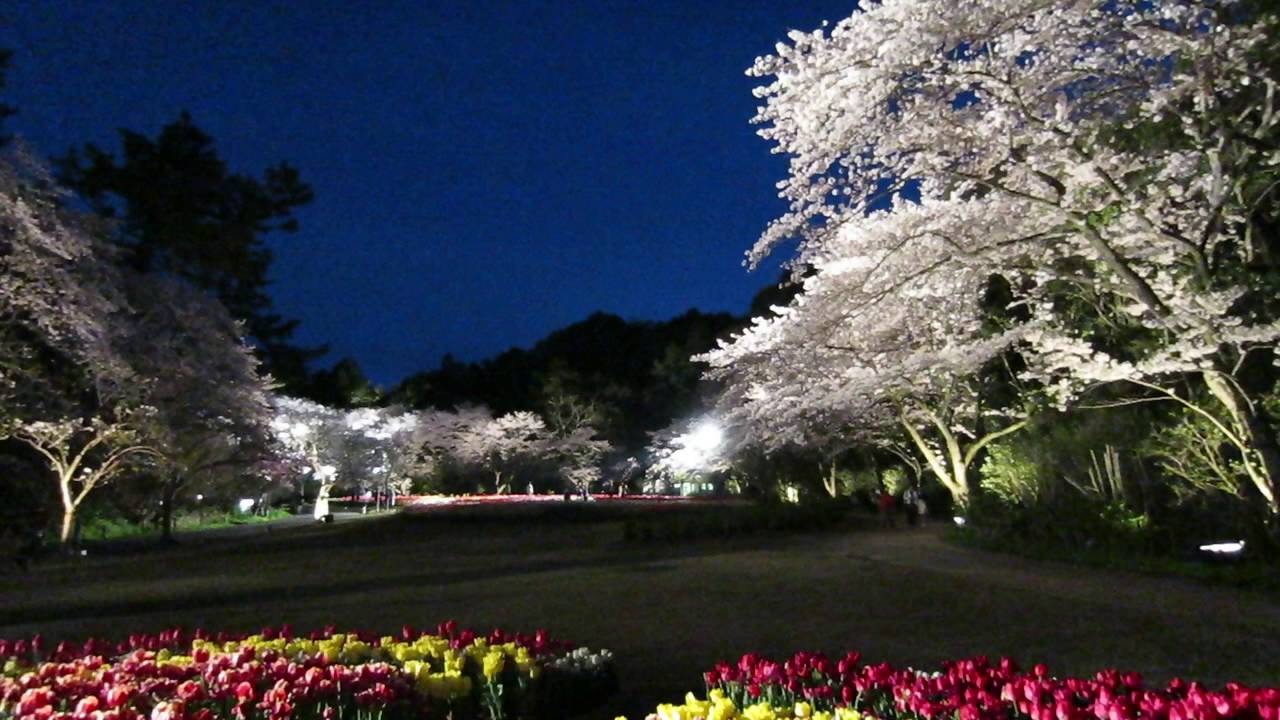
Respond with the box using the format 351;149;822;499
879;467;910;495
78;508;292;541
970;408;1158;550
838;466;878;497
978;441;1045;507
1141;402;1251;505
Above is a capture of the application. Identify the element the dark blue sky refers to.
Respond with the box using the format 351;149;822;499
3;1;855;386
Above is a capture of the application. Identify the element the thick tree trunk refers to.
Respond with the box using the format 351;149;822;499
901;408;1027;512
60;510;76;546
901;417;969;508
58;474;77;547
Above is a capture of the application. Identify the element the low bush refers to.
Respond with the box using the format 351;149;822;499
78;510;294;542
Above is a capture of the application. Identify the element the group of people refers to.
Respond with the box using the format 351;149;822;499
877;485;927;527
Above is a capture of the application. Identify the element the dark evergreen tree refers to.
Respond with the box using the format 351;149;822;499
305;357;383;408
58;112;322;390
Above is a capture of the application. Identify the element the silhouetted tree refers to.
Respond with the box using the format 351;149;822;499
58;112;322;390
305;357;383;408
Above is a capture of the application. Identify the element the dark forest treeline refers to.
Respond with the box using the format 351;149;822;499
308;276;802;453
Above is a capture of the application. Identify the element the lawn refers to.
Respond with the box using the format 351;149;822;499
2;502;1278;718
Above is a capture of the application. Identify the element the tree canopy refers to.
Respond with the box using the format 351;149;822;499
59;112;322;390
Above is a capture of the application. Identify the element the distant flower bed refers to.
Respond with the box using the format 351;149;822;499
0;623;615;720
631;652;1280;720
401;494;732;513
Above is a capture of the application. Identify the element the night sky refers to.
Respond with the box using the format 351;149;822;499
2;1;855;386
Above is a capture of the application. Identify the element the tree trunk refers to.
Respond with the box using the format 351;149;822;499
901;416;969;509
60;508;76;546
822;461;839;498
1203;371;1280;514
57;472;78;547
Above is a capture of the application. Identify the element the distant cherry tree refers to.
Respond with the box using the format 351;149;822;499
451;410;552;494
341;406;419;507
269;395;344;508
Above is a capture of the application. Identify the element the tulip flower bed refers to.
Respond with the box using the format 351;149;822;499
0;624;616;720
634;652;1280;720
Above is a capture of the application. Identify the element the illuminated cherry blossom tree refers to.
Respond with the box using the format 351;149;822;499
554;425;612;495
452;410;551;494
4;409;161;544
0;150;156;544
126;276;274;537
714;0;1280;513
269;395;343;510
341;406;419;508
703;202;1032;506
0;149;132;417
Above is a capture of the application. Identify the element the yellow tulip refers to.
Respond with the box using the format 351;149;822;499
482;651;505;681
743;702;779;720
655;703;688;720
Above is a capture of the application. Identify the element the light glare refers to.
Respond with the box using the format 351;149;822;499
1198;540;1245;555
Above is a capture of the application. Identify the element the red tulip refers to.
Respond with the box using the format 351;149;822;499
234;681;255;703
74;695;101;716
175;681;203;703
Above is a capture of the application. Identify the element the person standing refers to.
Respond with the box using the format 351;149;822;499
903;485;920;526
877;486;896;528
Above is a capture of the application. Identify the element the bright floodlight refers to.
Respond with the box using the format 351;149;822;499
953;516;967;526
658;418;725;473
1198;540;1245;555
238;498;256;513
687;420;723;453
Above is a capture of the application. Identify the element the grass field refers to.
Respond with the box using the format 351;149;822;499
3;502;1278;718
